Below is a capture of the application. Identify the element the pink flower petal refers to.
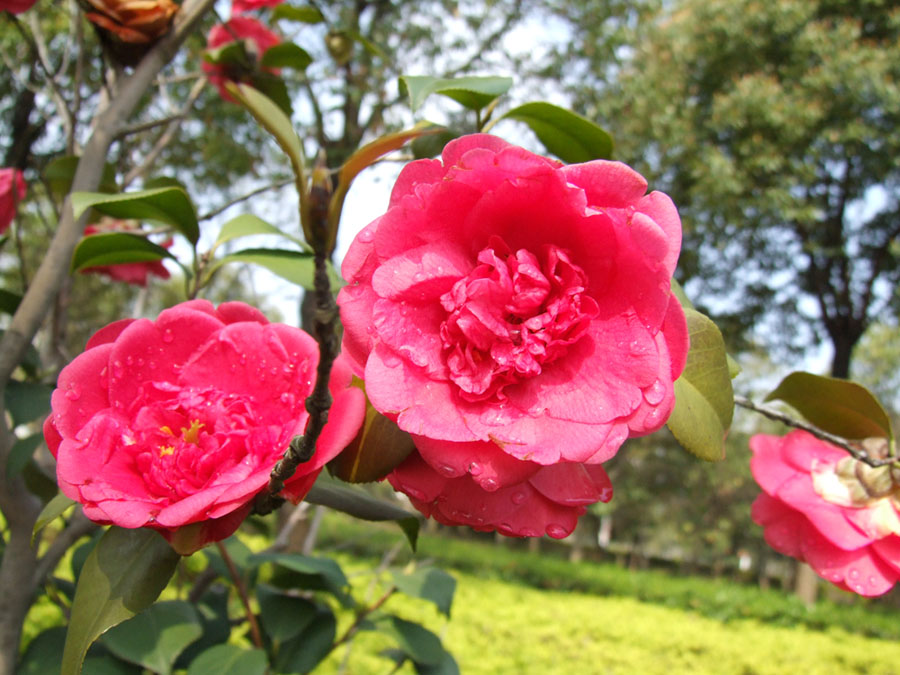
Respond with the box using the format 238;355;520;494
562;160;648;209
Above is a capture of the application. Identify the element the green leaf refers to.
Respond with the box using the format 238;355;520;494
44;156;117;201
499;102;613;162
17;627;66;675
765;371;894;441
411;127;460;159
381;616;445;666
71;232;175;273
390;568;456;618
273;4;324;23
81;656;143;675
8;432;44;480
273;608;336;674
251;72;294;117
5;379;52;426
203;41;252;67
32;492;77;544
667;308;734;461
227;83;305;187
399;75;513;112
306;474;420;551
209;248;316;289
186;645;268;675
62;528;180;675
101;601;202;675
71;188;199;244
261;43;312;71
346;29;386;59
249;552;350;600
257;583;317;643
214;214;307;249
415;651;460;675
0;288;22;315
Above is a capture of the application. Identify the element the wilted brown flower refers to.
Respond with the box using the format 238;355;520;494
82;0;179;64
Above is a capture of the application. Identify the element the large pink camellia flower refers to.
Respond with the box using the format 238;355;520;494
43;300;365;554
203;16;281;101
750;431;900;596
81;222;172;286
0;167;26;234
232;0;283;14
338;134;688;538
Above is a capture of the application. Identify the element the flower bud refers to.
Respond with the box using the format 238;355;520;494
329;400;416;483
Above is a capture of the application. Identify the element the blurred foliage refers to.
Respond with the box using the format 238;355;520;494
552;0;900;377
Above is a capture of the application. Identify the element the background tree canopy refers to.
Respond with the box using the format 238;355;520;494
557;0;900;378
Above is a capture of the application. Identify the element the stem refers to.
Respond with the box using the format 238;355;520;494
215;541;264;649
735;395;898;466
330;587;396;654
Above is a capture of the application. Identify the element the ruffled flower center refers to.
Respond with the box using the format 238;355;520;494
812;456;900;537
129;385;292;501
439;237;598;402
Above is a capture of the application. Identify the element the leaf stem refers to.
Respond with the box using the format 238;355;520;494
215;541;263;649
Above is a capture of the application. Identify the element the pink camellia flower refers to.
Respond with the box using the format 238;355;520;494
338;134;688;537
0;0;38;14
750;430;900;596
43;300;365;554
81;222;172;286
0;167;26;234
202;16;281;101
232;0;283;14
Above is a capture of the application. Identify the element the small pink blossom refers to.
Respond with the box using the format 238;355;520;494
44;300;365;554
0;168;26;234
338;134;688;537
0;0;38;14
202;16;281;101
81;222;171;286
750;430;900;596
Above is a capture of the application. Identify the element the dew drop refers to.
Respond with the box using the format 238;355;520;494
112;360;124;379
381;352;402;368
357;227;374;244
643;380;666;406
229;364;237;373
868;576;878;588
498;522;513;533
65;386;81;401
125;355;134;366
400;483;426;501
239;354;247;366
480;477;499;492
546;524;569;539
468;462;484;476
280;393;295;406
511;491;527;505
438;463;457;477
848;568;861;581
162;329;174;344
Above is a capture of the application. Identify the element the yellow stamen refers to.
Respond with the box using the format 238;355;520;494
159;445;174;457
180;419;205;445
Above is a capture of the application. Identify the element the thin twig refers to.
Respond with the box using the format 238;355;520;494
215;541;264;649
330;586;396;654
735;395;898;466
198;177;294;221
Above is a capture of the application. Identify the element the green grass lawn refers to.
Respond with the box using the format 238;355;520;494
318;514;900;674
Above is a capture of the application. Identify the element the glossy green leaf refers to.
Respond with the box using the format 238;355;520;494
214;214;307;249
411;127;460;159
6;379;52;426
251;71;294;116
44;156;117;201
765;371;894;441
8;432;43;480
32;492;77;543
416;651;461;675
257;583;317;642
390;567;456;618
307;474;420;551
209;248;316;289
186;645;268;675
499;102;613;162
274;608;336;674
102;601;202;675
203;41;251;67
381;616;444;666
273;4;324;23
399;75;513;112
227;83;305;186
0;288;22;315
62;528;180;675
667;308;734;461
174;587;231;669
80;656;142;675
261;43;312;71
71;188;199;244
70;232;175;273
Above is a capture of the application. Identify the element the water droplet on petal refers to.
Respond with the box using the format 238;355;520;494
438;463;456;477
239;354;247;366
480;477;499;492
511;491;527;505
357;227;374;244
162;329;174;344
546;524;569;538
643;380;666;406
112;360;124;379
399;483;425;501
868;576;878;588
280;393;295;406
468;462;483;477
125;355;134;366
381;352;402;368
65;386;81;401
848;568;860;581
